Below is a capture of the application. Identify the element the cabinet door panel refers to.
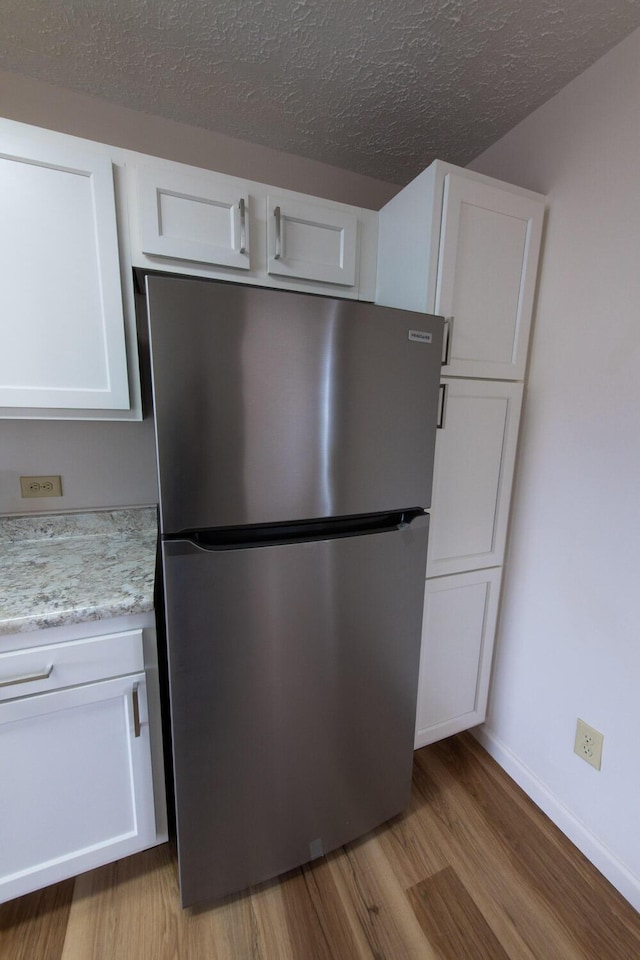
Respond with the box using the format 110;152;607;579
138;165;250;269
0;674;156;903
415;568;501;747
0;136;129;409
427;379;523;577
436;173;543;379
267;195;357;286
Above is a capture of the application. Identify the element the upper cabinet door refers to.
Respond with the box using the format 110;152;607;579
267;195;357;286
436;173;544;380
427;378;523;578
0;134;130;410
137;166;251;269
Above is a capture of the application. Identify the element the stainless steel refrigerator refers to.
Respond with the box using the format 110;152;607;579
144;274;444;907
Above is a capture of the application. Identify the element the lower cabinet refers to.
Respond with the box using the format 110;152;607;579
415;568;502;748
427;379;523;578
0;620;165;904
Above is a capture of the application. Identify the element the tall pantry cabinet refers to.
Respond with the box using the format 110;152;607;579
376;160;545;747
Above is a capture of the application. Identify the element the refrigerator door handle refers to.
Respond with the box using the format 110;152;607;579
165;510;427;552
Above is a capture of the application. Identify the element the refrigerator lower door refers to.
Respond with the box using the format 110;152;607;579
161;515;428;907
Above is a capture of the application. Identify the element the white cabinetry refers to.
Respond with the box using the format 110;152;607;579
415;568;501;747
0;119;141;420
427;379;523;578
377;160;543;379
0;617;166;903
131;160;372;299
436;174;542;380
377;160;545;747
137;164;251;270
266;194;357;286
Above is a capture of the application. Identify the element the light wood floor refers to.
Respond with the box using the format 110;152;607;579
2;733;639;960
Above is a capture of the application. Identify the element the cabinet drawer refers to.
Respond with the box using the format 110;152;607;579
0;629;144;702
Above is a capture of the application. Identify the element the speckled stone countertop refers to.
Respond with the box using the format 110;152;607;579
0;507;158;636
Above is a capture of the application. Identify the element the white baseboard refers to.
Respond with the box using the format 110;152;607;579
472;725;640;913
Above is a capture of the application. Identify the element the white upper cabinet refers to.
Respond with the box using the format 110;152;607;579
437;173;543;380
377;160;545;379
131;160;369;298
266;194;357;286
0;120;140;420
427;378;523;577
137;164;251;270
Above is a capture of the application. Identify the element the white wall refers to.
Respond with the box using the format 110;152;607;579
0;71;397;516
468;28;640;907
0;69;397;209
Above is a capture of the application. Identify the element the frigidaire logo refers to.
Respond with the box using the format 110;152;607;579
408;330;433;344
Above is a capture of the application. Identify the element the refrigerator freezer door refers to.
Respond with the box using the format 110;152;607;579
146;277;443;533
161;515;428;906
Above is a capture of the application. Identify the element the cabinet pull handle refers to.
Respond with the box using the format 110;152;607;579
132;683;141;738
437;383;448;429
239;198;247;254
0;665;53;688
274;205;282;260
442;316;454;366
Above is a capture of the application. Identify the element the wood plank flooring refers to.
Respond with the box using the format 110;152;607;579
2;733;639;959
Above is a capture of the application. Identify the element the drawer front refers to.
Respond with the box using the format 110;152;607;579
0;629;144;702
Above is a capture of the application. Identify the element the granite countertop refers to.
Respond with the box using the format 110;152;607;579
0;507;158;636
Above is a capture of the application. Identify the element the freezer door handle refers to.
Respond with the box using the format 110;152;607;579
164;510;427;552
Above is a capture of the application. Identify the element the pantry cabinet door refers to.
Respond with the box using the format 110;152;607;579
0;674;157;903
427;379;523;577
267;195;358;286
137;165;251;270
436;173;544;380
0;134;130;409
415;567;501;747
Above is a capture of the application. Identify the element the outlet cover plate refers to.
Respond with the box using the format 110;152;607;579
20;475;63;498
574;718;604;771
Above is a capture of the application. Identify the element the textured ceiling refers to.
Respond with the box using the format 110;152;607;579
2;0;640;184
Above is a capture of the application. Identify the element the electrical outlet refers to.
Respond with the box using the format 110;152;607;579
574;718;604;770
20;475;63;498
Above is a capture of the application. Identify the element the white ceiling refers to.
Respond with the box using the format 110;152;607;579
2;0;640;184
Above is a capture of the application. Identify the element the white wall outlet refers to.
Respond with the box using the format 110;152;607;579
574;718;604;770
19;475;63;498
